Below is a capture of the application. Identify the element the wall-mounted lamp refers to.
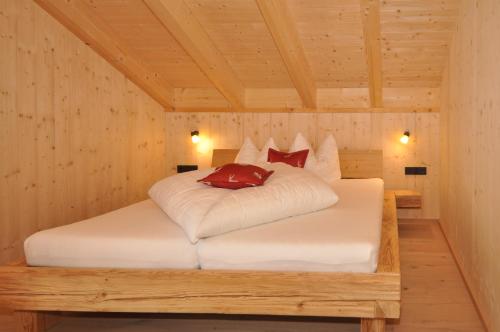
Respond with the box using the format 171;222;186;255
400;130;410;145
191;130;200;144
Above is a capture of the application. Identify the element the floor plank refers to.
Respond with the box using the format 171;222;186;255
0;220;485;332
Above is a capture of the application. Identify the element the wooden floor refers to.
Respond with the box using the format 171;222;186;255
0;220;485;332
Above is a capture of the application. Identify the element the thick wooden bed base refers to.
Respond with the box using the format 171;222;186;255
0;150;400;332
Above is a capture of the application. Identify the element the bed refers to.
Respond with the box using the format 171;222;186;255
0;149;400;332
198;178;384;273
24;199;199;269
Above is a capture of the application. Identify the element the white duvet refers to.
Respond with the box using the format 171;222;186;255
149;163;339;243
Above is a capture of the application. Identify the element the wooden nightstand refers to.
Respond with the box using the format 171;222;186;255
394;190;422;209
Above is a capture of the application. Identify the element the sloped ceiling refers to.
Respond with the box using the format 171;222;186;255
35;0;459;111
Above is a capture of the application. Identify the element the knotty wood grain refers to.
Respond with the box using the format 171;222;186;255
143;0;245;109
31;0;458;108
0;267;400;318
34;0;174;108
361;318;385;332
0;0;167;264
339;150;383;179
256;0;317;107
394;190;422;209
13;312;45;332
377;192;400;274
440;0;500;329
360;0;383;107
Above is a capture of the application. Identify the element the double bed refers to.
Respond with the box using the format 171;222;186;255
0;149;400;332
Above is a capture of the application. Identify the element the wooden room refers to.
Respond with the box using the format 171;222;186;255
0;0;497;331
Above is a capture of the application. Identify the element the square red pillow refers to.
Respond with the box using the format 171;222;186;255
198;163;274;189
267;148;309;168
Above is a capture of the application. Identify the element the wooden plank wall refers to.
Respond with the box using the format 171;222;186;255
0;0;166;264
173;87;441;110
440;0;500;330
165;112;440;219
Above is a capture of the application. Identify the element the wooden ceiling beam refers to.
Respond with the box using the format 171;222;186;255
360;0;384;107
143;0;245;110
256;0;317;108
34;0;174;109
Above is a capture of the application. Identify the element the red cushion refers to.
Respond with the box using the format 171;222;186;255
198;163;274;189
267;148;309;168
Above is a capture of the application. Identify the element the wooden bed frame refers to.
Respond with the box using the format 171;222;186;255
0;149;399;332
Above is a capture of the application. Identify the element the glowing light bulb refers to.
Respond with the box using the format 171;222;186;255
191;135;200;144
400;131;410;145
191;130;200;144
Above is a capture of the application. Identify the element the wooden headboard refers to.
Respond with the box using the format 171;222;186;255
212;149;383;179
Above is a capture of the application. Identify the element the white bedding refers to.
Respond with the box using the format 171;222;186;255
149;162;339;243
197;178;384;273
24;200;199;269
25;179;383;273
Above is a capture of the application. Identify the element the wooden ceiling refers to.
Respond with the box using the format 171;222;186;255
35;0;459;111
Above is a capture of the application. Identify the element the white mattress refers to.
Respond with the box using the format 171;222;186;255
25;200;199;269
197;178;384;273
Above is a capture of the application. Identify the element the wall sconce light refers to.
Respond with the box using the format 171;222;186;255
191;130;200;144
400;130;410;145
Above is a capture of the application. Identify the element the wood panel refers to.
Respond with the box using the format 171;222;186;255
174;88;229;108
440;0;500;330
173;87;440;110
34;0;174;109
165;112;440;219
82;0;211;89
378;192;400;274
184;0;293;89
211;149;238;168
256;0;317;107
383;88;440;108
173;107;438;113
360;318;385;332
287;0;369;88
32;0;458;108
380;0;459;88
394;190;422;209
13;311;45;332
143;0;245;109
338;150;383;179
0;267;400;319
0;0;166;264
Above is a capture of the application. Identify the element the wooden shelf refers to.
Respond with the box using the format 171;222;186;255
394;190;422;209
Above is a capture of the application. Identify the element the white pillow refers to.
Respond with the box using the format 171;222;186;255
289;133;341;184
234;137;259;164
235;137;278;164
315;134;341;184
289;132;317;169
